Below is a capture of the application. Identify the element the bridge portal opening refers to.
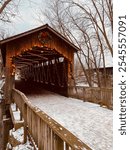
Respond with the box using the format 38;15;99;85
13;46;69;96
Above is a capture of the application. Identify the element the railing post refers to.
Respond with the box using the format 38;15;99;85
66;143;70;150
23;103;27;143
54;135;64;150
83;87;85;102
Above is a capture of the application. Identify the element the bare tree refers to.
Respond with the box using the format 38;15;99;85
35;0;113;87
0;0;21;23
0;0;12;14
69;0;113;87
0;0;22;78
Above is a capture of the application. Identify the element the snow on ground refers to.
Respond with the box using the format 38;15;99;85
10;104;22;121
12;142;34;150
7;127;34;150
26;90;113;150
0;79;4;100
11;127;24;143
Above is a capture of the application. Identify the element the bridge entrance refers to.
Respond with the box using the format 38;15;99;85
14;46;69;96
0;24;79;104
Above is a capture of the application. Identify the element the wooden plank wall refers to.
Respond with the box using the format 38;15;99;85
5;30;74;63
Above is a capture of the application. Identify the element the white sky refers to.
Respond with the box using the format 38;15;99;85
0;0;47;35
0;0;83;36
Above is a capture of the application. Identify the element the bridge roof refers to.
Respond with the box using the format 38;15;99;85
0;24;79;52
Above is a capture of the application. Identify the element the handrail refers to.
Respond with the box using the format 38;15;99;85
68;86;113;109
12;88;92;150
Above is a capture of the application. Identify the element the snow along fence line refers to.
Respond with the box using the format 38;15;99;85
68;86;113;109
11;88;92;150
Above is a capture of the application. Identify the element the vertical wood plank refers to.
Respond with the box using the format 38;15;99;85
54;135;64;150
47;127;52;150
44;123;47;150
50;129;54;150
4;67;15;104
66;143;70;150
23;103;27;143
41;121;45;149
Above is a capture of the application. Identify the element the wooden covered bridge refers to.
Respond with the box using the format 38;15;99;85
1;24;78;100
0;24;113;150
0;24;92;150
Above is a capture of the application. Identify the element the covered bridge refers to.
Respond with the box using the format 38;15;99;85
0;24;79;104
0;24;88;149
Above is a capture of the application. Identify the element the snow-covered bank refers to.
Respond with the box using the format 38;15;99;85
26;90;112;150
7;127;34;150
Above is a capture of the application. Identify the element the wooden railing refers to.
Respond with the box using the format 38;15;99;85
68;86;113;109
12;89;91;150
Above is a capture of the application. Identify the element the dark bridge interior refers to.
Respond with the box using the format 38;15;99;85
14;46;68;96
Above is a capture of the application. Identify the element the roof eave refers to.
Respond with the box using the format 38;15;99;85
0;24;80;52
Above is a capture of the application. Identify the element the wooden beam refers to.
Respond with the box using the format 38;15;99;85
17;54;45;62
15;56;39;63
26;52;48;60
15;61;33;66
16;65;28;69
31;49;57;55
16;64;28;67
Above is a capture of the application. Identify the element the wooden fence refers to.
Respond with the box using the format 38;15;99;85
68;86;113;109
12;89;91;150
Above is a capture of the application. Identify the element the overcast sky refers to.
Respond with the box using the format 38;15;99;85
0;0;89;36
0;0;47;36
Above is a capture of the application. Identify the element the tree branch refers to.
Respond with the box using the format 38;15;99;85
0;0;12;14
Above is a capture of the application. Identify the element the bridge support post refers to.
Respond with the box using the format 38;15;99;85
3;118;13;150
4;67;15;104
2;65;15;149
0;101;13;150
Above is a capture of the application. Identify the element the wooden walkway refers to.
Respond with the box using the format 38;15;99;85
25;90;113;150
